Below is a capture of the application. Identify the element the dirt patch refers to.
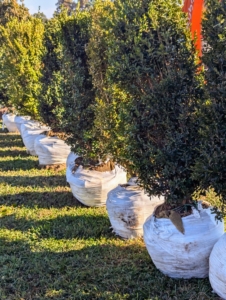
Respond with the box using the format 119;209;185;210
91;160;115;172
72;157;115;173
155;200;210;218
155;200;210;234
155;201;194;219
39;164;66;171
155;201;195;234
46;131;68;141
201;200;211;209
120;184;140;191
120;184;130;188
184;242;197;253
119;213;139;228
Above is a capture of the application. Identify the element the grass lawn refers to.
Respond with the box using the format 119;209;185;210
0;128;223;300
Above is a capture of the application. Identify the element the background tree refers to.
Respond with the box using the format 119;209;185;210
55;0;76;14
0;0;30;107
0;16;45;117
0;50;9;106
33;10;48;23
79;0;89;9
0;0;29;26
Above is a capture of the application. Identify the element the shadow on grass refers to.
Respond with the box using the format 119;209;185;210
0;131;24;148
0;157;39;171
0;175;67;188
0;149;29;158
0;191;81;209
0;213;112;240
0;141;24;149
0;237;218;300
0;128;9;133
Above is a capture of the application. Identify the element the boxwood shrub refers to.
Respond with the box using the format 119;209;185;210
60;9;97;158
105;0;205;204
39;11;69;131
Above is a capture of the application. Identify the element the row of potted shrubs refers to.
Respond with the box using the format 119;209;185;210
2;112;163;236
1;0;226;298
3;107;225;296
2;107;226;299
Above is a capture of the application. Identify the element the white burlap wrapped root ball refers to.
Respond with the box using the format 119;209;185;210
15;116;32;134
209;233;226;299
143;204;224;279
20;121;44;137
21;123;50;156
107;178;165;239
66;163;127;207
34;136;71;165
66;152;79;168
2;114;18;132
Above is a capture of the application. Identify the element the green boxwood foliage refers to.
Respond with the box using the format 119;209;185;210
39;8;96;156
86;0;133;170
0;0;30;107
105;0;205;204
0;16;45;118
0;0;29;26
39;11;69;131
193;0;226;216
60;9;96;157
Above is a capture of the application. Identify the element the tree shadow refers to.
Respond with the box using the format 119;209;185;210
0;148;29;158
0;191;82;209
0;132;24;147
0;140;24;148
0;237;218;300
0;213;112;240
0;157;39;171
0;175;67;188
0;128;11;134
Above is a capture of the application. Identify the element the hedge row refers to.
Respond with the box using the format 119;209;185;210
1;0;226;213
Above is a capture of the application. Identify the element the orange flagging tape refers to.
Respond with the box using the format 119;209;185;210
182;0;204;56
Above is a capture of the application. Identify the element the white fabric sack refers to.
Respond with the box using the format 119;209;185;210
143;204;224;279
17;120;37;135
20;121;45;137
15;116;31;134
21;123;50;156
107;178;165;239
34;136;71;165
66;164;127;207
209;233;226;299
66;152;79;168
2;114;18;132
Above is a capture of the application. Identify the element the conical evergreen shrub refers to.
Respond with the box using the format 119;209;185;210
105;0;205;205
60;9;96;159
86;0;132;168
39;11;69;131
0;16;45;118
